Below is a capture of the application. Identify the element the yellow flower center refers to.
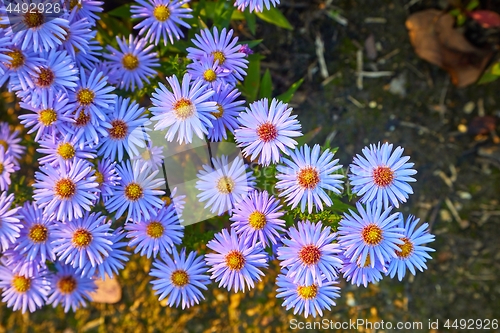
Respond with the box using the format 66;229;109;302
108;119;129;140
256;122;278;142
24;12;44;28
72;228;93;248
146;221;164;239
57;142;76;160
36;67;55;88
248;211;266;230
0;140;7;151
39;108;57;126
122;53;139;70
29;224;48;243
153;5;170;22
54;178;76;199
74;110;91;127
171;269;189;287
298;244;321;265
225;250;245;270
12;275;31;293
216;176;234;194
94;170;104;185
0;163;4;174
211;51;226;65
76;88;95;106
361;224;383;246
124;182;143;201
396;237;414;259
211;103;224;119
297;284;318;299
5;49;25;69
70;0;82;10
203;69;217;82
173;98;195;120
297;167;320;190
372;166;395;188
57;276;77;294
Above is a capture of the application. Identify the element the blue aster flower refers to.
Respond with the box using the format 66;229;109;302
70;68;116;125
187;57;234;88
0;35;10;75
47;262;97;313
77;227;130;280
206;83;245;142
15;49;78;108
74;39;102;70
150;247;210;309
52;212;113;269
0;146;17;191
105;160;165;222
131;0;193;46
276;144;344;214
33;158;99;222
349;142;417;209
276;271;340;319
386;214;435;281
19;92;75;141
338;201;405;268
187;27;248;81
104;35;159;91
340;252;386;287
132;144;164;172
67;0;104;26
125;203;184;258
37;133;96;167
196;155;256;216
150;73;217;144
0;44;45;90
98;96;151;161
94;159;119;202
5;0;69;52
0;121;26;161
0;191;22;251
58;11;94;60
205;228;268;293
1;248;44;277
230;190;285;247
67;107;111;149
15;202;56;262
0;264;49;313
277;220;343;286
235;98;302;166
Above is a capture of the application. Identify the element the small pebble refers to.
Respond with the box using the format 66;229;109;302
463;101;475;114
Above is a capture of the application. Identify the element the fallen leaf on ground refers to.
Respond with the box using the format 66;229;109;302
90;276;122;304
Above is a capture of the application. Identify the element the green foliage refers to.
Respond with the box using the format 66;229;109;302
478;62;500;84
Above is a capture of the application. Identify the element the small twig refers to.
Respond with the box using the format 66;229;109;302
347;95;365;108
478;98;485;117
315;33;329;79
377;48;400;64
364;17;387;24
359;71;394;78
356;49;363;90
445;197;465;226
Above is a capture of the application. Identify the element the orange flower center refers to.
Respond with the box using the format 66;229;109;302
29;224;48;243
171;269;189;287
12;275;31;293
211;103;224;119
0;163;4;174
146;221;164;238
24;12;44;28
225;250;245;270
75;110;91;127
122;53;139;70
298;244;321;265
211;51;226;65
57;276;77;294
361;224;383;245
256;122;278;142
36;67;55;88
297;284;318;299
203;69;217;82
372;166;394;188
124;182;143;201
54;178;76;199
174;98;195;120
39;108;57;126
108;119;129;140
396;237;414;259
57;142;76;160
76;88;95;106
216;176;234;194
153;5;170;22
297;167;320;190
5;49;25;69
72;228;92;248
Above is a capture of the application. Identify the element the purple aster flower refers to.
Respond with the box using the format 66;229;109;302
187;27;248;81
1;248;43;277
74;39;102;70
0;121;25;161
0;146;17;191
277;220;343;286
131;0;193;46
52;212;113;269
276;144;344;214
33;158;99;222
47;262;97;313
0;35;10;75
340;252;386;287
235;98;302;166
37;133;96;167
5;0;69;52
58;11;94;59
77;227;130;280
67;107;111;149
338;201;405;268
0;44;45;90
386;214;435;281
15;49;78;108
276;271;340;319
67;0;104;26
238;44;253;56
187;57;234;88
94;159;119;202
105;160;165;222
150;73;217;144
150;248;210;309
0;191;22;251
205;228;268;293
70;68;116;125
132;145;164;171
15;202;56;262
196;155;256;216
349;142;417;209
104;35;159;91
164;186;186;217
206;83;244;142
98;96;151;161
0;264;49;313
125;203;184;258
19;92;75;141
230;190;285;247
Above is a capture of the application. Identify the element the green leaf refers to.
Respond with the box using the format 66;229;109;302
296;127;322;146
107;3;131;17
478;62;500;84
239;39;263;49
259;69;273;99
466;0;480;11
244;9;257;35
276;78;304;103
491;63;500;75
256;7;293;30
243;54;263;102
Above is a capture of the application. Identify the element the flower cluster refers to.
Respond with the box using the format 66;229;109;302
0;0;435;319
